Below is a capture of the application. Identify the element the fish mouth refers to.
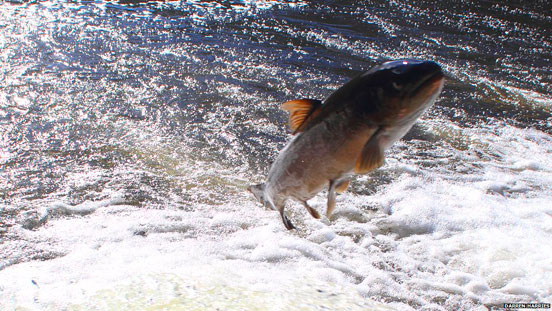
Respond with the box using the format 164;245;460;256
398;61;445;119
388;60;445;123
414;71;445;101
405;60;445;97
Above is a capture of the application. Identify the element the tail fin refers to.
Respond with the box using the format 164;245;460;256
248;183;276;211
248;183;266;205
248;183;295;230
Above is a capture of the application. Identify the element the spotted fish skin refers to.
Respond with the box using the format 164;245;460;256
249;60;445;230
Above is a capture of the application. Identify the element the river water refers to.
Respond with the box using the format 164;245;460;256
1;1;551;310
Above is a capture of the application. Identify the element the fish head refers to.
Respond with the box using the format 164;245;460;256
354;59;445;126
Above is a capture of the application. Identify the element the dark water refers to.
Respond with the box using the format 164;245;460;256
1;1;551;308
1;0;550;206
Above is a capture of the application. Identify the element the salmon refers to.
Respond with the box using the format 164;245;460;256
249;59;445;230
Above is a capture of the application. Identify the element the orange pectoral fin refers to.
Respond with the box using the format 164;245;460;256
354;138;385;174
281;99;322;134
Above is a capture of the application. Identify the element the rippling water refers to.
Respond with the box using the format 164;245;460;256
1;1;551;310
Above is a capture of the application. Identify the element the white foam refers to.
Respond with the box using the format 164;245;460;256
0;203;392;310
2;126;551;309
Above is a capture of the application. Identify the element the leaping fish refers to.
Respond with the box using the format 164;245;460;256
249;59;445;230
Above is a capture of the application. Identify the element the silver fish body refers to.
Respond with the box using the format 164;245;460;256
249;59;445;230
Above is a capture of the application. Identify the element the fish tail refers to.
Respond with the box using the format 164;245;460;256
247;184;295;230
248;183;278;212
248;183;266;205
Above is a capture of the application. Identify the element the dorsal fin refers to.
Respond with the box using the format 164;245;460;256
354;137;385;174
281;99;322;134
